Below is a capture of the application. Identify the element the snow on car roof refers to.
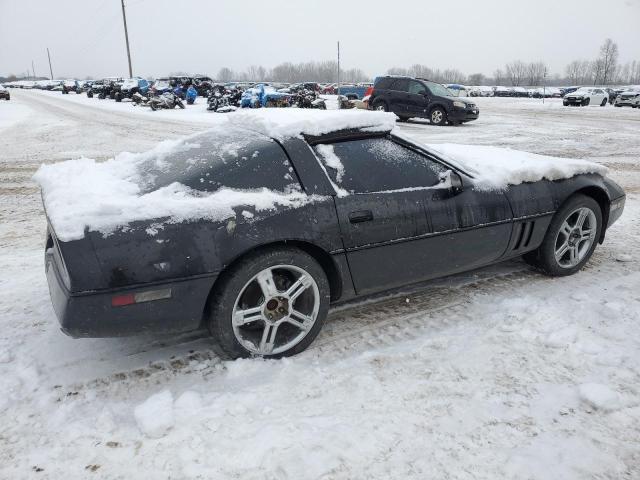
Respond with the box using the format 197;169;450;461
227;109;396;140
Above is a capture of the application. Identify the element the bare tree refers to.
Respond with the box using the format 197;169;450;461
598;38;619;85
590;58;605;85
493;68;504;84
468;73;485;85
629;60;640;84
505;61;527;86
526;62;547;86
217;67;234;82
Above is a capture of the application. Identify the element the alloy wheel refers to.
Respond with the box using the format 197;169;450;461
431;109;443;124
554;207;597;268
231;265;320;355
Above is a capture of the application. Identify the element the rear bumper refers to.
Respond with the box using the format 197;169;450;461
45;252;216;338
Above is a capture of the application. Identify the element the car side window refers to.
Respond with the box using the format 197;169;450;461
313;138;447;194
408;81;427;95
390;79;409;92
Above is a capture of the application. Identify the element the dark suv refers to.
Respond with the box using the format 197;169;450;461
369;76;479;125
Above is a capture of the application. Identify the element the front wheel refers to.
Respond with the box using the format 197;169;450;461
207;247;330;359
583;98;590;106
372;100;388;112
429;107;447;126
524;194;602;276
176;99;185;109
600;98;607;107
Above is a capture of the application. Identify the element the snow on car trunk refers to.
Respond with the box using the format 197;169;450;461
33;127;319;241
425;143;608;190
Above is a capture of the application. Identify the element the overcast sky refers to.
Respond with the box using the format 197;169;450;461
1;0;639;79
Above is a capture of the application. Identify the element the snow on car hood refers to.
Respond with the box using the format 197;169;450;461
228;109;396;140
425;143;608;190
34;130;322;241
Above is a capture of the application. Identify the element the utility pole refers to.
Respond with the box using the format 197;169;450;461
32;60;36;79
47;48;53;79
337;41;340;97
120;0;133;77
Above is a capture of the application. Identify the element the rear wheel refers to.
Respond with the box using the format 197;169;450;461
207;247;330;359
524;194;602;276
600;98;607;107
429;107;447;126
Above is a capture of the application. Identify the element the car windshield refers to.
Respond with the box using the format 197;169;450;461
576;88;593;94
424;81;452;97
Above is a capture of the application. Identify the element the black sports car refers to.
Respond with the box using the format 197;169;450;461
39;113;626;359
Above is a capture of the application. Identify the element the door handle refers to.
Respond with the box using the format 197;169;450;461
349;210;373;224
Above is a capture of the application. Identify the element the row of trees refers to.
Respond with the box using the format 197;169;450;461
216;61;368;84
565;40;640;86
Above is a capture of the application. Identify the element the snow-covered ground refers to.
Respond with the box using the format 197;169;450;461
1;90;639;479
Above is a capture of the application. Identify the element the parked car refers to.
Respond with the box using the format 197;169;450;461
563;87;609;107
511;86;529;97
445;84;471;97
114;77;149;101
469;86;493;97
61;79;79;94
369;76;479;125
151;78;173;95
38;112;625;359
492;86;513;97
614;88;640;107
0;85;10;100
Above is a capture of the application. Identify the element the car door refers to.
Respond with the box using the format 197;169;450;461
312;136;443;294
406;80;430;116
387;79;409;113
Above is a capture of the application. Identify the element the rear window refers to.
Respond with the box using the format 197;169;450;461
137;128;301;194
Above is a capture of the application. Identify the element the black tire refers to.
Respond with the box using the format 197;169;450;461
372;99;389;112
150;102;157;111
98;93;105;99
176;99;185;109
115;93;122;102
523;194;602;276
87;91;93;98
429;106;447;126
397;116;409;122
583;98;590;106
600;98;607;107
206;247;330;359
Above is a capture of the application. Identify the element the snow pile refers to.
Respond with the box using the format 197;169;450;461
134;390;175;438
426;143;608;190
34;134;319;241
228;108;396;140
578;383;622;412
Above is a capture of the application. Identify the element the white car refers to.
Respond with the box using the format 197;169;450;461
563;87;608;107
614;88;640;107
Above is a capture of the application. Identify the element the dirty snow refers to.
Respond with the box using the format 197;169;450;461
1;90;640;479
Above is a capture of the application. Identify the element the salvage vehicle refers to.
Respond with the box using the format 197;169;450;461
148;91;185;110
114;77;149;102
61;80;80;94
563;87;609;106
37;110;625;360
0;85;10;100
369;75;479;125
614;88;640;107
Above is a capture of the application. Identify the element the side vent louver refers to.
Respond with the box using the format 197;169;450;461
512;221;535;251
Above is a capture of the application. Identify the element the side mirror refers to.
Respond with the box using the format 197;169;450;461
438;170;463;193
